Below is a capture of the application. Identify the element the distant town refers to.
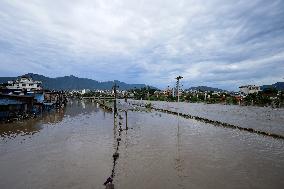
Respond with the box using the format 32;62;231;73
75;83;283;108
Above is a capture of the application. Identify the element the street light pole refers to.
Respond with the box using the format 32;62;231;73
113;82;118;115
175;76;183;138
175;76;183;104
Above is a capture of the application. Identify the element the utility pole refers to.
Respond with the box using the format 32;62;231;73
125;111;128;130
113;82;118;115
175;76;183;138
175;76;183;180
175;76;183;104
147;86;150;101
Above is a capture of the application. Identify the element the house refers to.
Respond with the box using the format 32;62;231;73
6;76;42;91
80;89;90;95
0;94;35;121
163;86;173;97
239;85;260;95
0;98;24;120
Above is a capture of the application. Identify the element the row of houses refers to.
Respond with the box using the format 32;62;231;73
158;85;261;97
0;76;67;122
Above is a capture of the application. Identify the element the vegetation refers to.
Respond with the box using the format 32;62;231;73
128;87;283;108
145;103;152;109
242;88;283;107
69;84;283;108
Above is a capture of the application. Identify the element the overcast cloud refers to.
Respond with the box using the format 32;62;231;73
0;0;283;90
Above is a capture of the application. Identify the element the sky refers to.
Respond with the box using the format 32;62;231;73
0;0;284;90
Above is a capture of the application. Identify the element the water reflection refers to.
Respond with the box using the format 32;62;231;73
130;100;284;136
175;113;186;189
114;110;284;189
0;99;104;140
0;100;283;189
64;99;100;117
0;109;65;139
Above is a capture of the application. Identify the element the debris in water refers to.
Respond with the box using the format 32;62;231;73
103;177;113;186
113;152;119;160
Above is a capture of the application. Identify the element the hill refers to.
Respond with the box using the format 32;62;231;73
0;73;153;90
186;86;227;92
261;82;284;91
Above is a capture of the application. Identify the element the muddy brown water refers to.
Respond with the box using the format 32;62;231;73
0;100;283;189
130;100;284;136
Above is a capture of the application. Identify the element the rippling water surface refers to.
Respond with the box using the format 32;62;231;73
0;100;283;189
131;100;284;136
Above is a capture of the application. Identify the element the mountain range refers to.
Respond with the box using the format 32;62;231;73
186;82;284;92
1;73;283;92
0;73;153;90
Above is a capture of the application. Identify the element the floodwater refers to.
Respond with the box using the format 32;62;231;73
0;100;283;189
131;100;284;136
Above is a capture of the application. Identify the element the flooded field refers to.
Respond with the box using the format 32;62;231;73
131;100;284;136
0;100;284;189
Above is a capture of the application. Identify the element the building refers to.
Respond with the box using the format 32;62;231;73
0;98;26;121
6;76;42;91
163;86;173;97
80;89;90;95
0;93;36;121
239;85;260;95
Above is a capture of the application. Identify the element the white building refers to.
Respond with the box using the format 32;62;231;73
80;89;90;95
239;85;260;95
7;76;42;91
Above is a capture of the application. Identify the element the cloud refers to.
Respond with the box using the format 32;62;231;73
0;0;283;90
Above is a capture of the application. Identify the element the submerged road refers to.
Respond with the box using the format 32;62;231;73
0;100;283;189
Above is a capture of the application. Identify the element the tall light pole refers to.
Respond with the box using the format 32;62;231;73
175;76;183;104
113;82;118;115
175;76;183;139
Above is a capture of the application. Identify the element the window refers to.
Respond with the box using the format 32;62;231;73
22;84;26;87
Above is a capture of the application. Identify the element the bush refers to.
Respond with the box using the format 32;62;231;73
145;103;152;108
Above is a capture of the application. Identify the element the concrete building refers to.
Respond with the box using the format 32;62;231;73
239;85;260;95
7;76;42;91
80;89;90;95
163;86;173;97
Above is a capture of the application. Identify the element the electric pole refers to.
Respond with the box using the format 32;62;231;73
113;82;118;115
175;76;183;104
